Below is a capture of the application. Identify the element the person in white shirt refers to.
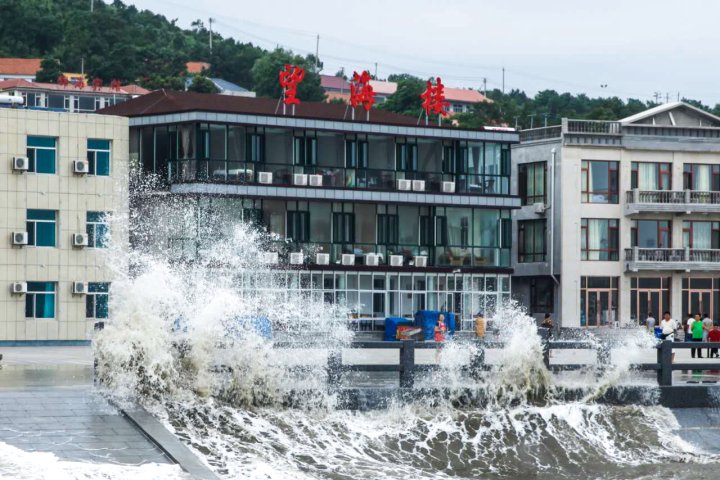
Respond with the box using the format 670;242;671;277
685;314;695;342
659;311;677;363
645;313;656;331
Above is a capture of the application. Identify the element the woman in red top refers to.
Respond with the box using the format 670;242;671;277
708;325;720;358
434;314;447;362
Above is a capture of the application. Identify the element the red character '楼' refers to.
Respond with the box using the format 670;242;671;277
350;70;375;112
110;79;122;91
279;64;305;105
92;78;103;91
57;75;69;87
420;77;449;117
75;77;86;89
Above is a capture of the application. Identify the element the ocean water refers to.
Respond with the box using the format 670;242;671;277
4;213;720;479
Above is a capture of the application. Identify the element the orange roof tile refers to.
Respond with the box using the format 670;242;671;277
0;58;42;76
0;79;146;95
444;87;490;103
186;61;210;74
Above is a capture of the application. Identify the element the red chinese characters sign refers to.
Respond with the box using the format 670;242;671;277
92;78;103;91
278;64;305;105
420;77;449;118
349;70;375;112
110;79;121;91
75;77;86;89
57;75;69;87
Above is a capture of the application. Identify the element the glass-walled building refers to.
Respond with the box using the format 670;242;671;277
102;91;519;329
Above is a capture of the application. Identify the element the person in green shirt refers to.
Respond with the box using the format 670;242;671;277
691;312;704;358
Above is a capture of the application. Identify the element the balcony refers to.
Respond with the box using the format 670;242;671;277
166;159;511;195
625;189;720;215
625;247;720;272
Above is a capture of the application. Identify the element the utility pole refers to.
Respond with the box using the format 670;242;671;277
482;77;487;97
315;34;320;70
374;62;378;78
653;91;662;104
209;18;214;52
90;0;94;12
528;114;536;129
665;92;670;103
514;116;519;129
543;112;549;127
502;67;505;94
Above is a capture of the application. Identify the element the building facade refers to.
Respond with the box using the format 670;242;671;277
0;107;128;342
0;79;148;113
101;90;519;330
512;102;720;328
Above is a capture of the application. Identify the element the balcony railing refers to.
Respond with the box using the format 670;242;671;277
166;159;511;195
565;119;621;135
518;125;562;143
625;247;720;271
625;189;720;214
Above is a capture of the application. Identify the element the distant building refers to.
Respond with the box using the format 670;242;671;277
0;58;42;81
319;74;490;114
184;61;255;97
0;79;149;113
513;102;720;328
0;107;129;342
186;61;211;74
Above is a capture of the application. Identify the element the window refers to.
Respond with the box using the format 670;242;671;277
530;277;554;313
293;135;317;166
581;160;618;203
518;219;547;262
26;136;57;174
420;216;434;245
631;162;671;190
631;220;671;248
518;162;546;205
333;213;355;243
87;139;111;176
580;277;619;327
246;133;265;163
396;142;418;171
581;218;619;260
287;211;310;242
47;94;64;109
452;103;464;113
27;210;57;247
683;221;720;249
87;212;110;248
86;283;109;319
345;139;368;168
25;282;56;319
630;277;671;325
683;164;720;191
377;214;399;245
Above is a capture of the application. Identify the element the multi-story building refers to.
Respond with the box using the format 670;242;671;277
100;90;519;329
512;102;720;328
0;79;148;113
0;106;128;342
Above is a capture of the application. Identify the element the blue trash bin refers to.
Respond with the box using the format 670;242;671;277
384;317;413;341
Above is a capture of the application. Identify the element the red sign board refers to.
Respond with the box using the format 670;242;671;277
279;64;305;105
349;70;375;112
420;77;449;117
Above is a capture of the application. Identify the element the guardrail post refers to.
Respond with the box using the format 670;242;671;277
685;189;691;204
684;247;690;262
656;340;672;386
399;340;415;389
327;350;342;388
469;342;485;381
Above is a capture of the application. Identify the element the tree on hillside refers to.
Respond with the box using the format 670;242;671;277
378;76;424;117
35;57;63;83
188;75;219;94
0;0;62;57
251;48;325;101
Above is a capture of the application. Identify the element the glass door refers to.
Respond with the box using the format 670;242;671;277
688;290;713;317
584;289;617;327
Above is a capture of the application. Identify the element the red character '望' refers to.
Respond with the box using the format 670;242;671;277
279;64;305;105
350;70;375;112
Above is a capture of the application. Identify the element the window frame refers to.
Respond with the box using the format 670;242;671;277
580;218;619;261
581;160;619;204
86;211;110;248
518;219;547;263
630;161;671;190
86;282;110;320
26;209;57;248
26;136;57;174
87;139;111;176
631;219;672;248
25;282;56;319
518;161;547;205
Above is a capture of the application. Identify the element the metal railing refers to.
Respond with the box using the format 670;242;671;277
166;159;511;195
625;247;720;263
626;189;720;205
518;125;562;142
565;119;621;135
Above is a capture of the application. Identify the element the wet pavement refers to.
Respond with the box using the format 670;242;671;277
0;347;171;465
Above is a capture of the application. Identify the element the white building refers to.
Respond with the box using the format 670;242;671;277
513;102;720;328
0;106;128;343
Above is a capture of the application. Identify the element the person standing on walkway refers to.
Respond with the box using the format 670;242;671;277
708;325;720;358
691;313;704;358
685;313;695;343
434;314;447;362
659;311;677;363
645;312;656;331
702;313;714;357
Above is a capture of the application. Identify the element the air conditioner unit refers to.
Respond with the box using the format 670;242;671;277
533;202;547;214
308;174;323;187
12;232;28;246
390;255;404;267
365;253;379;266
316;253;330;265
414;255;428;268
258;172;273;184
442;181;456;193
72;281;87;295
73;160;89;174
341;254;355;266
396;179;411;191
12;156;29;172
260;252;279;264
72;233;88;247
289;252;304;265
293;173;308;186
10;282;27;295
412;180;426;192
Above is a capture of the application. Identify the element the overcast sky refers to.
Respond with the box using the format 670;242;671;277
125;0;720;105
